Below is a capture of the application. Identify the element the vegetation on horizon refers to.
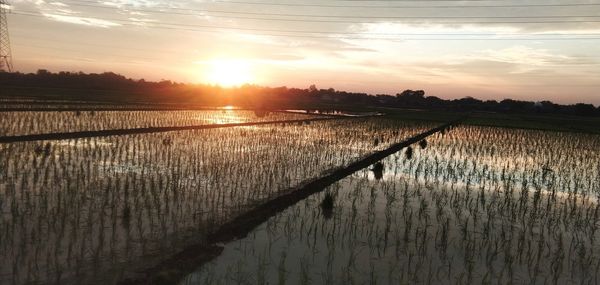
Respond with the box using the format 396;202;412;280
1;70;598;116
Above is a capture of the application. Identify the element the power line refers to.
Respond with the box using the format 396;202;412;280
297;0;578;1
15;12;600;41
42;1;600;35
12;11;600;41
136;15;600;26
73;0;600;9
332;0;532;1
210;0;600;8
13;43;161;62
12;34;181;54
13;34;600;65
63;1;600;20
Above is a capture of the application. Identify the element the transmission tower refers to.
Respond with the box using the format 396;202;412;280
0;0;13;72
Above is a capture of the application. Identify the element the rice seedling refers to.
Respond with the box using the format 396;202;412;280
371;162;384;180
0;110;322;136
419;139;428;149
182;125;600;284
320;192;334;219
0;111;434;284
405;146;413;159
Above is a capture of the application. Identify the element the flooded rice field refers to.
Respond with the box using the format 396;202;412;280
0;110;321;136
0;110;435;284
183;125;600;284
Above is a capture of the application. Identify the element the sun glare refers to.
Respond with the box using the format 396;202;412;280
204;59;253;87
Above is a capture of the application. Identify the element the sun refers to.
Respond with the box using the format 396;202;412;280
204;59;253;87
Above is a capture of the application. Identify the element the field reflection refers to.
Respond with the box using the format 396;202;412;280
0;112;432;284
183;126;600;284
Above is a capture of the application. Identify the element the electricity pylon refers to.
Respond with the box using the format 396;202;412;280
0;0;13;72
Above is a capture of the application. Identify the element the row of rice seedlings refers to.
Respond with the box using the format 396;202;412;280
0;102;136;110
423;125;600;198
0;110;320;136
185;126;600;284
0;117;434;284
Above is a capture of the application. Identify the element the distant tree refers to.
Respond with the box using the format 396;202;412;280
1;71;598;116
396;90;427;107
424;96;444;108
397;89;425;98
573;103;596;116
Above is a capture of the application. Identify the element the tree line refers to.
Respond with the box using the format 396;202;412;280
1;70;598;116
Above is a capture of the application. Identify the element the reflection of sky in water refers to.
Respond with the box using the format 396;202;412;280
182;136;599;285
98;161;150;174
284;109;383;117
1;117;432;285
4;109;322;137
53;138;114;148
200;110;245;124
183;127;600;283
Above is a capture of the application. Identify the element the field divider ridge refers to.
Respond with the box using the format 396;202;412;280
0;116;368;143
119;117;463;285
0;107;355;119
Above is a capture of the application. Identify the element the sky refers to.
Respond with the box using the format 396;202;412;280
4;0;600;105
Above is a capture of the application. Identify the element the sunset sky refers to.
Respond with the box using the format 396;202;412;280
5;0;600;105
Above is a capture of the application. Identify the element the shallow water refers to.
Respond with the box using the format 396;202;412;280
182;127;600;284
0;110;321;136
0;117;433;284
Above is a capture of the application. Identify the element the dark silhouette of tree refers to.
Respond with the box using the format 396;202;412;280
1;70;597;116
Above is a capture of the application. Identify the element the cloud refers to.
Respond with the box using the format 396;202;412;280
452;46;600;74
98;0;173;9
352;22;520;37
48;2;68;7
479;46;570;67
42;13;122;28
